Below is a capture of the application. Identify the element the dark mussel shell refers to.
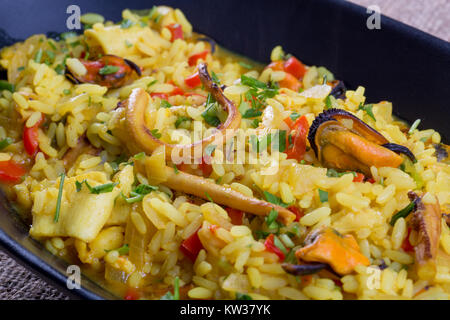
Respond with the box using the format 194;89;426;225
433;143;449;162
382;143;417;163
330;80;347;99
65;55;141;88
281;262;327;276
123;58;142;77
197;36;217;54
307;108;389;158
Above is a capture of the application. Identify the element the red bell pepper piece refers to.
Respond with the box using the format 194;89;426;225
401;228;414;252
266;61;284;71
188;50;209;67
150;92;169;100
0;160;26;184
285;115;309;161
264;234;285;261
366;178;376;184
288;206;304;222
283;56;306;79
167;23;184;42
23;115;45;157
124;288;140;300
279;72;301;91
198;156;213;177
184;71;201;88
353;173;365;183
226;208;244;225
180;228;204;262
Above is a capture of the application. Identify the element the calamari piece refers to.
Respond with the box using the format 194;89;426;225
122;63;241;159
295;226;370;275
30;172;120;242
408;191;442;280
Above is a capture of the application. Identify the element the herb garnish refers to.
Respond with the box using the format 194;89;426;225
54;173;65;222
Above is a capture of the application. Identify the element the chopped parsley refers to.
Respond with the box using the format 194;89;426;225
34;48;43;63
175;116;191;129
263;191;290;208
358;103;376;121
326;168;356;178
76;180;118;194
238;61;253;69
318;189;328;202
105;244;129;255
0;137;12;150
265;209;279;230
160;100;172;108
99;65;119;75
122;183;158;203
160;276;180;300
205;192;214;203
390;201;416;226
0;80;14;92
290;112;301;121
120;19;134;29
236;292;252;300
125;40;133;48
150;129;162;139
63;89;71;95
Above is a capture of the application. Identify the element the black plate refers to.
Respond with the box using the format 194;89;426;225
0;0;449;299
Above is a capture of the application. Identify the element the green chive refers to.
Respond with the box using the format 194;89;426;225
318;189;328;202
160;100;172;108
279;234;295;248
34;48;43;63
238;61;253;69
99;65;119;75
133;152;145;160
358;103;376;121
273;235;288;255
150;129;161;139
173;276;180;300
76;180;118;194
80;13;105;25
147;80;157;88
290;112;301;121
390;201;415;226
0;80;14;92
0;137;12;150
205;192;214;203
17;66;25;72
236;292;252;300
175;116;191;129
408;119;421;135
121;19;134;29
173;164;179;174
105;243;129;255
54;173;65;222
63;89;71;95
125;40;133;48
47;40;57;51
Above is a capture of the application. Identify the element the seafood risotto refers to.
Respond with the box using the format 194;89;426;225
0;6;449;300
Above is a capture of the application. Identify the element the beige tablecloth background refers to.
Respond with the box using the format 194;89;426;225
1;0;449;300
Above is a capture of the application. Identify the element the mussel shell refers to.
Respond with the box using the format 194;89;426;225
282;262;327;276
197;36;217;54
433;143;449;162
308;108;388;157
124;58;142;77
330;80;346;99
382;143;417;163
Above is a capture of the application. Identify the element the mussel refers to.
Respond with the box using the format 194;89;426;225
308;108;416;176
65;54;141;89
293;227;370;275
